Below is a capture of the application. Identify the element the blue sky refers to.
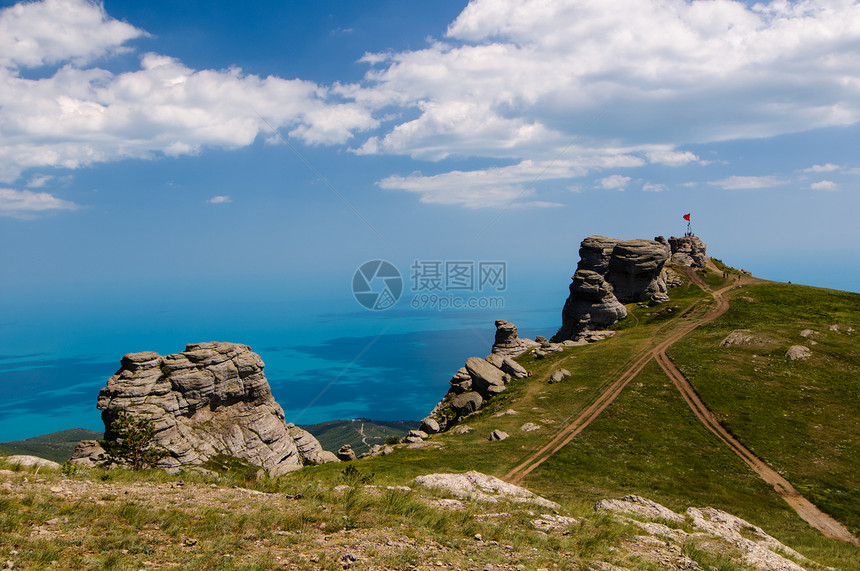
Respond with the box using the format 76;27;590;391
2;0;860;300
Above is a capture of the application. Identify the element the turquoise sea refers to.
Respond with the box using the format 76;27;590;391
1;256;857;443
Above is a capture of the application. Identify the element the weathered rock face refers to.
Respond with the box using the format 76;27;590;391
93;342;333;475
606;239;671;303
491;319;538;356
668;235;708;267
555;236;671;340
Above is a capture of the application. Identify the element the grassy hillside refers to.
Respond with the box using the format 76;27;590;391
287;269;859;569
2;265;858;569
0;428;102;463
301;418;417;455
668;282;860;537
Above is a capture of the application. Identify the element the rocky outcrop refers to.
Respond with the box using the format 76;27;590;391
785;345;812;360
413;471;560;510
2;455;61;470
597;495;809;571
491;320;538;356
668;235;708;267
89;342;334;475
69;440;106;466
555;236;671;340
286;423;339;465
606;239;672;303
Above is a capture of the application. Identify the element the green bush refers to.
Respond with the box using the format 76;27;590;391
99;410;168;471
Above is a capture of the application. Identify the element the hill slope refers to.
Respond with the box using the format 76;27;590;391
301;418;417;455
0;428;102;463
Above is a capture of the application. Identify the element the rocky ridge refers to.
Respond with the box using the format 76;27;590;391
554;235;705;340
413;319;614;442
73;342;336;475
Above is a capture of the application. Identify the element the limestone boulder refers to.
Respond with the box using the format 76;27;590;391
337;444;357;462
606;239;671;303
465;357;510;398
668;236;708;268
286;424;339;465
69;440;106;466
786;345;812;360
450;391;483;416
93;342;325;476
555;236;673;340
2;455;61;470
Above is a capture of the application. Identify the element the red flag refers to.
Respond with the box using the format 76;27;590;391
683;213;691;221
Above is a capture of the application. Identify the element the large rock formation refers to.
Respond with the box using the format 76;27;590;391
491;320;539;356
668;235;708;267
555;236;671;341
90;342;336;475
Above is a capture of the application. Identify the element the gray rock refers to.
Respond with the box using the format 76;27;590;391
286;424;340;465
450;391;484;416
799;329;816;338
69;440;106;466
668;236;708;267
96;342;322;476
720;330;757;347
361;444;394;458
488;430;509;441
407;430;429;441
450;425;473;434
786;345;812;360
500;356;528;379
606;239;671;303
549;369;571;383
337;444;357;462
2;455;61;470
520;422;541;432
465;357;510;398
492;319;528;356
485;353;505;369
555;236;673;340
419;417;441;434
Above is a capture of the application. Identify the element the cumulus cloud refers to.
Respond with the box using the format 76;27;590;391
0;0;376;183
710;175;786;190
352;0;860;161
810;180;838;191
208;195;231;204
5;0;860;210
0;0;145;69
597;175;631;191
0;187;79;218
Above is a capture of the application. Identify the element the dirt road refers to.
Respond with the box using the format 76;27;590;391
504;269;860;547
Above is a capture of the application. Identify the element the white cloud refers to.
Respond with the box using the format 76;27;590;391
802;163;841;173
810;180;838;191
0;0;377;183
208;195;231;204
0;0;145;69
645;149;703;167
26;174;53;188
642;182;666;192
5;0;860;211
710;175;786;190
0;187;79;217
351;0;860;162
597;175;631;191
377;153;644;208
